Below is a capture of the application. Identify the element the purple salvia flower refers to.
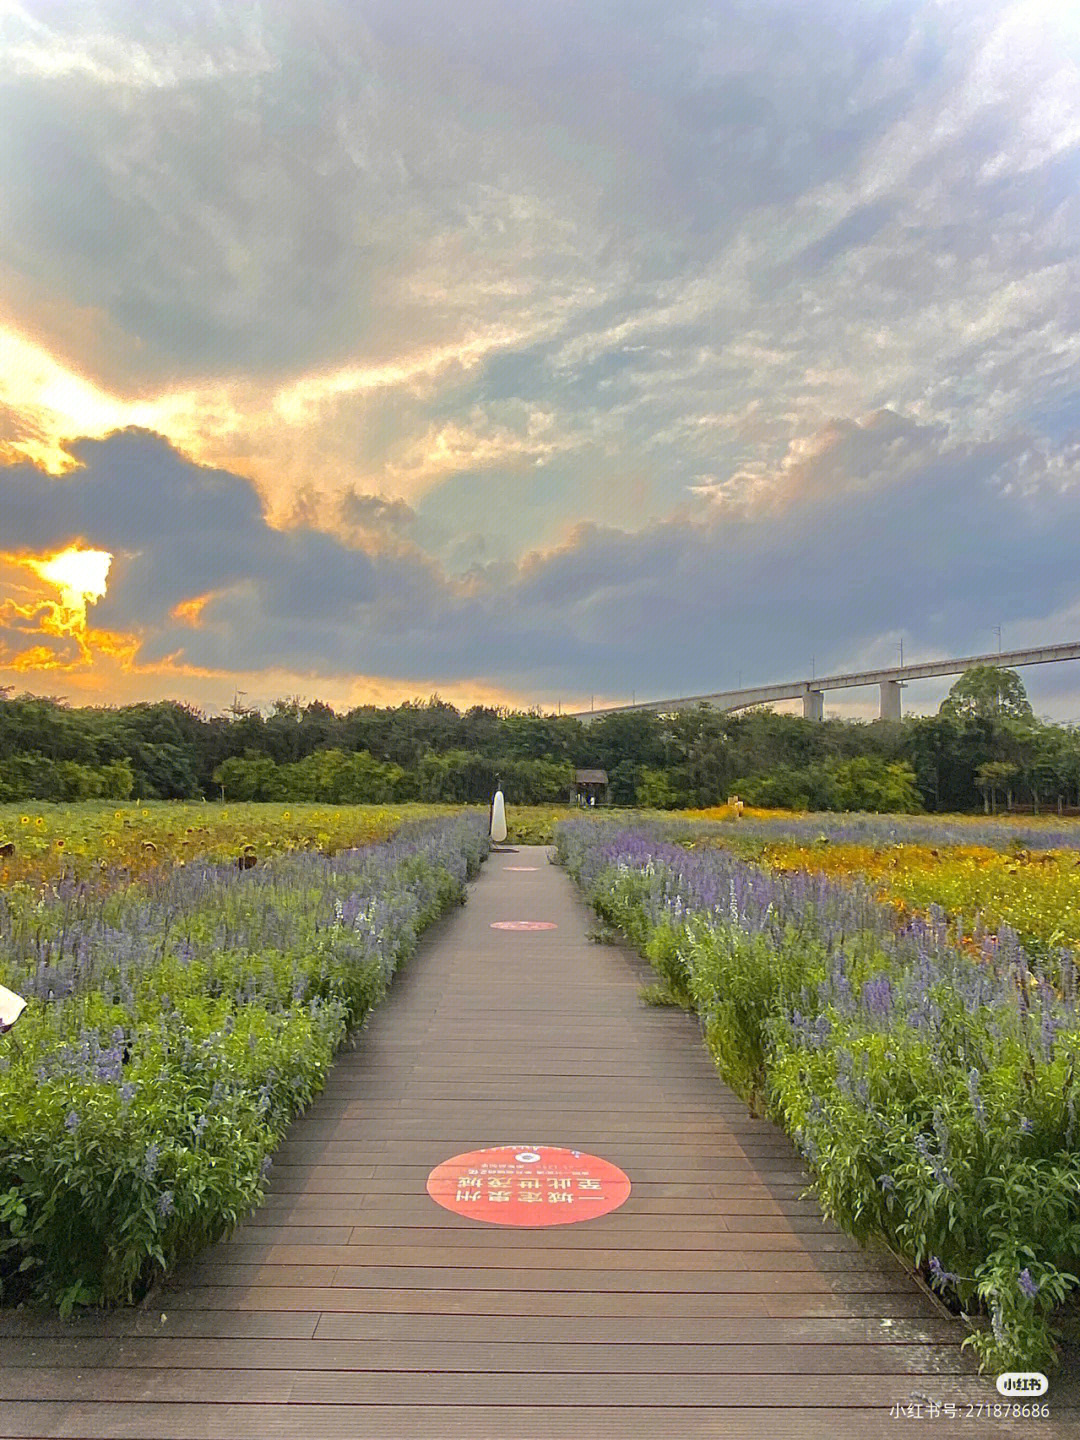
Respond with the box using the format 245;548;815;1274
1018;1269;1039;1299
862;975;893;1019
928;1255;960;1289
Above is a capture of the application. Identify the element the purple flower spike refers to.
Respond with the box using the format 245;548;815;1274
928;1255;960;1289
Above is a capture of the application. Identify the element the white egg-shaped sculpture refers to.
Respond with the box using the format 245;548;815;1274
490;788;507;843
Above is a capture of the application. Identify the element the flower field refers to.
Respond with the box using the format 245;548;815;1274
659;811;1080;976
0;799;452;888
555;815;1080;1375
0;808;488;1312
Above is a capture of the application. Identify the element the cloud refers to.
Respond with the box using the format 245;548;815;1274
3;1;1080;716
0;12;275;90
3;416;1080;717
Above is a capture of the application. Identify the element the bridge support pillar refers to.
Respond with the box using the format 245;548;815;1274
803;689;824;721
880;679;902;721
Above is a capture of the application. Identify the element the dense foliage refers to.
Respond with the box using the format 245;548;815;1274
556;817;1080;1375
4;667;1080;814
0;813;488;1311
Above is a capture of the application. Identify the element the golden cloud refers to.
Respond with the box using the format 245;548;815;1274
0;316;544;521
170;594;216;627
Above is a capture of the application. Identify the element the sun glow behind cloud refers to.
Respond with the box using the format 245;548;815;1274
0;543;127;672
18;541;114;659
0;316;555;524
27;544;112;623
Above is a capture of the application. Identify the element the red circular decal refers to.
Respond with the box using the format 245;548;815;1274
490;920;557;930
427;1145;631;1226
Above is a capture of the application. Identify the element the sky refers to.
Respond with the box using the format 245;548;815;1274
2;0;1080;721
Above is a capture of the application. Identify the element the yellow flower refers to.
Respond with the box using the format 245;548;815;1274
20;816;29;825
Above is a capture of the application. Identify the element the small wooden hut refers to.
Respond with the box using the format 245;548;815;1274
573;768;609;806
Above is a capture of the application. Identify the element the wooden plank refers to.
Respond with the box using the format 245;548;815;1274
274;1141;797;1161
0;1402;70;1437
0;1339;115;1367
194;1236;867;1267
152;1285;781;1316
241;1209;839;1233
268;1172;809;1195
8;1369;1009;1410
281;1372;1009;1406
58;1338;973;1376
309;1312;963;1345
0;1311;320;1341
0;1368;294;1403
260;1194;825;1217
166;1266;918;1294
219;1229;864;1255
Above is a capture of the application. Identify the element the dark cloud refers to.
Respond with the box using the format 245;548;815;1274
4;419;1080;714
338;490;417;532
0;429;375;637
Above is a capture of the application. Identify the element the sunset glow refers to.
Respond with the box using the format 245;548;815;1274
27;546;112;627
170;594;214;627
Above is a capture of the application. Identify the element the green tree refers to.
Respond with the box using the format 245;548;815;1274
823;756;922;813
975;760;1018;815
212;753;283;801
635;767;683;810
939;666;1033;722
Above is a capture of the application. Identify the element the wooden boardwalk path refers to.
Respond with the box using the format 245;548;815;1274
1;844;1077;1438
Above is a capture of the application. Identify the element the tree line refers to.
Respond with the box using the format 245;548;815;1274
1;666;1078;814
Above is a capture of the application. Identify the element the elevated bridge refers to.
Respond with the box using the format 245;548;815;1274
570;642;1080;723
